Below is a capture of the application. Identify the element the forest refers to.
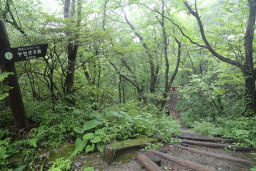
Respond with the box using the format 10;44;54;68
0;0;256;170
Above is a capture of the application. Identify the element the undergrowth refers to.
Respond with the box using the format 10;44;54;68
181;113;256;148
0;100;181;170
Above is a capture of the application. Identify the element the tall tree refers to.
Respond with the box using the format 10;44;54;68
123;10;159;93
0;19;26;129
64;0;82;95
183;0;256;115
158;0;181;108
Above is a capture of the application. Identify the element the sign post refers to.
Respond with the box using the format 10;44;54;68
0;19;48;129
0;44;48;64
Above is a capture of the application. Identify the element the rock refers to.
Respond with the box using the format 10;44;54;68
80;155;87;159
103;137;158;164
151;155;161;166
75;162;82;167
48;142;75;162
39;152;50;159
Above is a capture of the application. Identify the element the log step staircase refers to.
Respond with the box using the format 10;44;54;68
137;134;256;171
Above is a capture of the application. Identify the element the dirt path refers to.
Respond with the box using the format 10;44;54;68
71;91;256;170
135;90;256;171
168;91;187;130
140;90;256;171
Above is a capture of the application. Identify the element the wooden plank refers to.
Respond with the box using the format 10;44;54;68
148;149;215;171
137;152;161;171
174;144;256;166
148;150;214;171
172;134;236;143
181;139;256;152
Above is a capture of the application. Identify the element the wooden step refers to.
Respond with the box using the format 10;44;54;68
173;133;236;143
136;152;161;171
148;149;215;171
174;144;256;166
180;139;256;152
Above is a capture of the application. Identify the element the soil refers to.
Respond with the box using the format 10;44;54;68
159;144;252;171
162;90;255;171
169;91;187;130
71;150;145;171
143;150;194;171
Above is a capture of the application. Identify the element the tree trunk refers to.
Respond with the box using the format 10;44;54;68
65;43;78;94
161;38;181;109
119;75;122;103
243;0;256;115
184;0;256;115
122;78;125;103
64;0;70;18
243;69;256;115
161;0;169;105
109;61;147;104
64;0;81;95
124;11;157;93
0;19;26;129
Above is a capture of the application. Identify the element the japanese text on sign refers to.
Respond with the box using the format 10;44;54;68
17;46;42;60
0;44;48;64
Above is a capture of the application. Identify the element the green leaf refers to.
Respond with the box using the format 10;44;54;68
74;138;86;153
0;72;11;81
0;147;8;160
83;120;99;131
84;167;94;171
234;130;249;137
95;128;104;135
0;92;9;101
73;126;84;134
91;136;101;143
85;144;95;153
105;111;121;120
83;133;94;141
96;143;105;154
14;165;26;171
27;138;37;147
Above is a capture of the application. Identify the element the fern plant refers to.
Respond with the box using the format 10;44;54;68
0;72;11;101
49;158;71;171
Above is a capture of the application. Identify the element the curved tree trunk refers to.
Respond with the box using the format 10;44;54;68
161;38;181;109
184;0;256;115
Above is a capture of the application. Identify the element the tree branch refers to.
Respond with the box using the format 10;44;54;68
184;1;243;69
123;9;156;93
136;2;207;48
168;38;182;89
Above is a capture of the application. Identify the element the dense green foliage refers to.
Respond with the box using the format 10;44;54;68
177;55;256;147
0;0;255;170
0;99;180;170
